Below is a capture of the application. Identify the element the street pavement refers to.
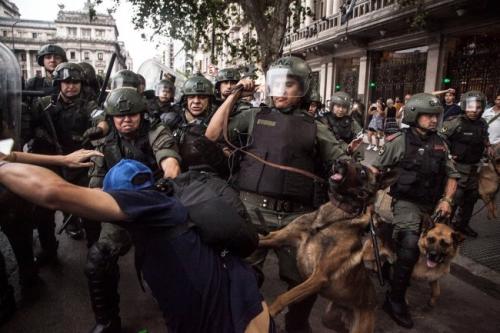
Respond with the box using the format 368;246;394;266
1;147;500;332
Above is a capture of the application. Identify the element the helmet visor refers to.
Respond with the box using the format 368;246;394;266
111;77;137;90
155;83;175;98
265;68;309;98
464;96;484;113
57;68;82;82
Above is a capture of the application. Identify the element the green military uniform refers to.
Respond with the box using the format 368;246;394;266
85;88;178;333
439;91;489;237
374;93;460;329
373;130;460;233
225;56;349;333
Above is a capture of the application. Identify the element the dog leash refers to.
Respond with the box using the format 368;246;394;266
369;212;385;287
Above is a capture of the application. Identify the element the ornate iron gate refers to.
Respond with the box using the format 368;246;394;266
371;50;427;101
445;35;500;102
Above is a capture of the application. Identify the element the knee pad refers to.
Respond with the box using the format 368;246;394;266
85;242;119;278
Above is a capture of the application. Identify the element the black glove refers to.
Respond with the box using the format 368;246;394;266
83;127;104;140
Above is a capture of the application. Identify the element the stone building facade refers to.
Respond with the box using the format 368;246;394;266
0;3;132;80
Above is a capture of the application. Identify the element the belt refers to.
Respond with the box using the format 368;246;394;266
240;191;313;213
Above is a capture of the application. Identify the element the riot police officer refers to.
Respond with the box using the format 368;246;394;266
161;73;230;175
373;93;460;329
147;79;178;121
85;87;179;333
32;62;99;243
306;88;323;118
215;68;240;104
322;91;363;144
110;69;140;90
206;56;351;333
25;44;67;93
79;62;100;99
441;91;490;238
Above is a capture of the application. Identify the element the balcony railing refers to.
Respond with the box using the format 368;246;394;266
285;0;396;45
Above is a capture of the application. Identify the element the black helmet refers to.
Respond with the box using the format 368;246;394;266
104;87;147;116
402;93;443;126
78;62;97;85
330;91;351;108
110;70;140;90
459;90;486;112
52;63;84;86
37;44;67;66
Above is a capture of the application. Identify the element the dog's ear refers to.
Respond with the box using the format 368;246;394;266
452;231;465;247
372;167;400;190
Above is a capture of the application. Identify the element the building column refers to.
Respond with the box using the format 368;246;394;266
332;0;341;14
357;54;369;101
325;60;334;101
26;50;32;78
320;62;327;101
424;42;441;93
326;0;333;16
305;0;313;25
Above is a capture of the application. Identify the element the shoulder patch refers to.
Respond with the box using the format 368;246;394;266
384;132;401;142
378;145;385;155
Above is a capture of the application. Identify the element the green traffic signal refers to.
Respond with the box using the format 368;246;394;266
443;77;451;84
369;81;376;88
335;84;341;91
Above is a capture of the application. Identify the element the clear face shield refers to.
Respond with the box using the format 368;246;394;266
155;83;175;100
464;97;483;118
265;68;309;98
0;43;21;148
111;77;137;90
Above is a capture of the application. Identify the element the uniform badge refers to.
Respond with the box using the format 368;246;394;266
378;146;385;155
441;126;447;133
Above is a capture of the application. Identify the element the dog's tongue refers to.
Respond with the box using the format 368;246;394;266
426;259;438;268
331;173;343;182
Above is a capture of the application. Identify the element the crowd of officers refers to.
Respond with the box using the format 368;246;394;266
0;42;495;332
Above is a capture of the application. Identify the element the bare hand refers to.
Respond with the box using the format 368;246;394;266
161;157;181;179
435;201;452;218
348;137;364;154
62;149;103;168
447;88;456;94
234;78;256;97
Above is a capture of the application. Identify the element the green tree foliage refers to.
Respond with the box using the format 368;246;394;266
94;0;309;71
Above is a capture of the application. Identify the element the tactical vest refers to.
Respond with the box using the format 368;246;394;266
237;108;317;204
53;99;92;154
102;121;158;172
172;112;215;172
325;114;355;143
390;129;447;205
448;116;487;164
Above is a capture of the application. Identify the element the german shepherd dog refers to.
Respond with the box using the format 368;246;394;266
259;161;398;333
411;222;465;307
479;143;500;219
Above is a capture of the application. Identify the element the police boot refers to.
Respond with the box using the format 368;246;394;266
0;254;16;325
284;293;317;333
36;207;59;266
85;244;121;333
383;231;420;329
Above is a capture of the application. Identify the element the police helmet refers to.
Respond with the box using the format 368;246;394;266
402;93;443;126
104;87;147;116
155;79;176;97
459;90;486;112
181;73;214;98
37;44;67;66
52;63;84;86
266;56;312;98
110;70;140;90
330;91;351;108
215;68;240;85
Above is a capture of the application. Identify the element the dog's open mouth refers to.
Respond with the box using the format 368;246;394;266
426;252;445;268
331;173;343;182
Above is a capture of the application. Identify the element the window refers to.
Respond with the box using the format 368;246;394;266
95;29;105;38
70;51;76;60
32;32;37;39
81;28;91;38
2;31;7;37
98;52;103;60
20;53;26;61
84;51;90;60
67;27;77;36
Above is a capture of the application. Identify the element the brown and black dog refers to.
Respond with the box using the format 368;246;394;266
259;161;398;333
411;222;465;307
479;143;500;219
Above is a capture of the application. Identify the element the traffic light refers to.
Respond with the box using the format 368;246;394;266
335;84;341;91
442;77;451;84
369;81;376;88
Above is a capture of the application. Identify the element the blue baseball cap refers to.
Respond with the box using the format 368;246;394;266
103;159;154;192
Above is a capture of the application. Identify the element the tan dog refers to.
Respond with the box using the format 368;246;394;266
259;161;398;333
478;143;500;219
412;223;465;307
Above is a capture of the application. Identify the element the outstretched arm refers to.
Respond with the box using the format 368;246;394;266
0;162;127;221
2;149;103;168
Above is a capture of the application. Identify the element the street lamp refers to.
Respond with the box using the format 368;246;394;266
11;19;20;51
